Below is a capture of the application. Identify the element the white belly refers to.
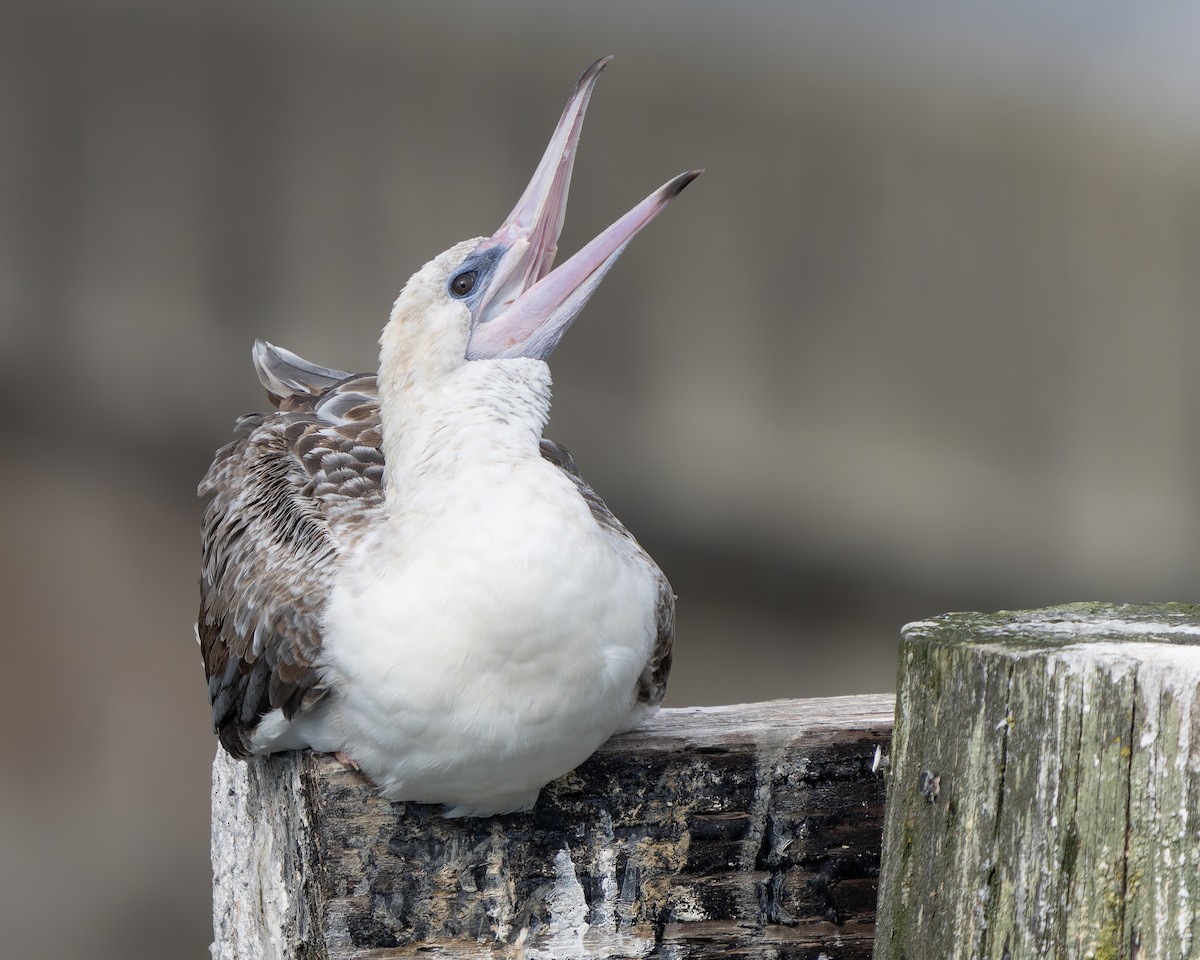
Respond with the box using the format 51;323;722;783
309;467;656;815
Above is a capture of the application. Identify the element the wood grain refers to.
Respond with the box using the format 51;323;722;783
875;602;1200;960
212;695;894;959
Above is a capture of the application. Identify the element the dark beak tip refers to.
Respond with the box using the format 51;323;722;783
666;169;704;200
576;56;614;90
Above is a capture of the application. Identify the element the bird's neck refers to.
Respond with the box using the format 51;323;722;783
377;356;553;514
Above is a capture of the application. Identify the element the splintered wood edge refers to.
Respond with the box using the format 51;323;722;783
606;694;896;800
612;694;898;742
298;694;898;783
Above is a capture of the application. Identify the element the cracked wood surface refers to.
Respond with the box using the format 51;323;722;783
874;602;1200;960
211;695;893;959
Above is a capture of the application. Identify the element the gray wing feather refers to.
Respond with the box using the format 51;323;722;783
253;339;353;402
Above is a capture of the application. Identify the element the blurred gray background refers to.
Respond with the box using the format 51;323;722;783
4;0;1200;956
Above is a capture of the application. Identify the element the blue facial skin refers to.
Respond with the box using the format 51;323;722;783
448;247;505;303
457;243;563;361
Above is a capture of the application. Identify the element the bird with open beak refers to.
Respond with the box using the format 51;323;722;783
198;57;699;817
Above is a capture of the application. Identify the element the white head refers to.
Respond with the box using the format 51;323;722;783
378;57;700;392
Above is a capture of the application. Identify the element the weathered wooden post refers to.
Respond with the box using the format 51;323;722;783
874;602;1200;959
212;695;893;959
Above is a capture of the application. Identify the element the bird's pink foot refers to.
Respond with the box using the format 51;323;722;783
333;750;361;771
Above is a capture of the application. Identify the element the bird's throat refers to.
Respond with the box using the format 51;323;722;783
377;358;554;515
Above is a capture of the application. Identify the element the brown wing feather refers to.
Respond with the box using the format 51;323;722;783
198;353;385;757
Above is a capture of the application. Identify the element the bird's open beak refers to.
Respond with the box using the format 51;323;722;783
466;57;700;361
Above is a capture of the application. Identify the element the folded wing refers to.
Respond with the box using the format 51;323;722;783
198;343;385;756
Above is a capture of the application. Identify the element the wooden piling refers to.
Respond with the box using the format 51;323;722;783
874;602;1200;960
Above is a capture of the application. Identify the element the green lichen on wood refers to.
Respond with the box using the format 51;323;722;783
875;602;1200;960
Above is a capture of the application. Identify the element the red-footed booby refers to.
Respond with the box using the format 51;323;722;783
198;58;698;817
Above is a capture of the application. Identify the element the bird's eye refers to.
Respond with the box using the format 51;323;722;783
450;271;478;298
